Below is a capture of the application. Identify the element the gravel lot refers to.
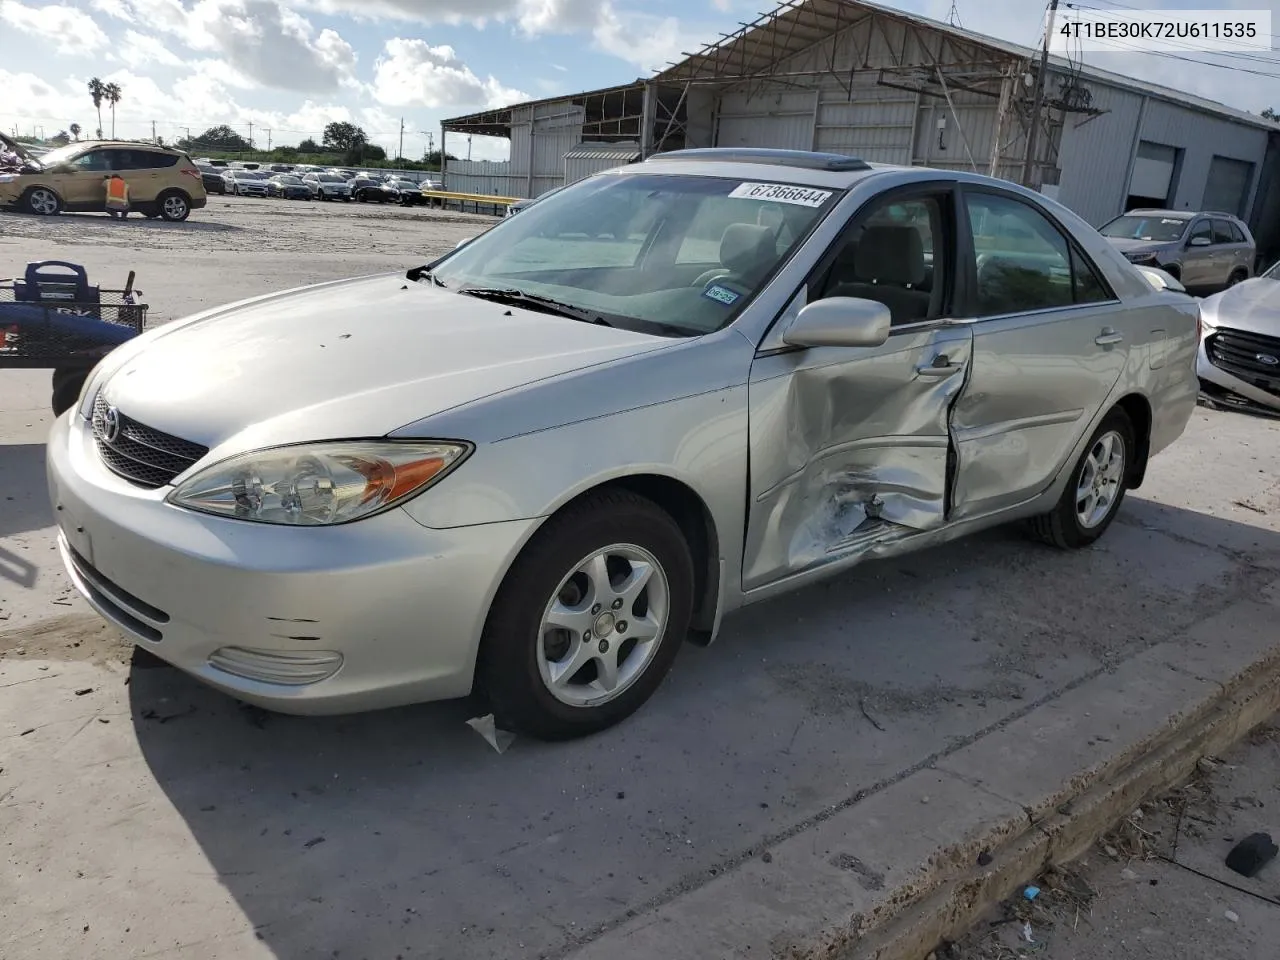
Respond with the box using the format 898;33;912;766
2;197;1280;960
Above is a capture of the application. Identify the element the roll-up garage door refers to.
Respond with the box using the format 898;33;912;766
1129;141;1177;204
1203;155;1254;217
715;89;817;151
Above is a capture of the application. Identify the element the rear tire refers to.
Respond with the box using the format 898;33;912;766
1029;408;1135;549
477;491;695;740
157;190;191;222
1226;269;1247;288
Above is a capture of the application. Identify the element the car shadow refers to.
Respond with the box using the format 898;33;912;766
0;443;53;540
125;497;1280;960
34;212;242;233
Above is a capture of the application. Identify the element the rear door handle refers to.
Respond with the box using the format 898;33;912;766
915;355;960;377
1095;329;1124;347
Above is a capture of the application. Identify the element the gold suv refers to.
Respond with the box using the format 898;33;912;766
0;137;208;221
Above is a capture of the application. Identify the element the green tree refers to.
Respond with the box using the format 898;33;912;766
1264;107;1280;122
323;121;367;152
50;130;71;145
180;125;251;152
87;77;105;138
103;81;122;138
297;137;322;153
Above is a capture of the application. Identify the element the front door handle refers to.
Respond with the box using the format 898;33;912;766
1095;328;1124;347
915;355;960;377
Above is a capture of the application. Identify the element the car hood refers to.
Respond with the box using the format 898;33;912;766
1201;277;1280;336
1104;237;1168;255
100;273;670;454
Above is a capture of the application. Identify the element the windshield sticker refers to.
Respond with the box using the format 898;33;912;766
703;284;741;306
728;183;832;207
1160;218;1181;224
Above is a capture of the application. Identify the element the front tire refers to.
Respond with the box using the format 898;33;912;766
51;367;90;416
23;186;61;216
1030;408;1134;549
477;491;695;740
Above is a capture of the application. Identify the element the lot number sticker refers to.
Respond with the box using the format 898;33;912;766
703;284;741;306
728;183;832;207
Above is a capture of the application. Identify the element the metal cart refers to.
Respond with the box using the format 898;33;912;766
0;261;147;414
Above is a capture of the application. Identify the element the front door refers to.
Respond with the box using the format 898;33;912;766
948;186;1130;520
61;148;112;208
743;183;974;591
1182;218;1214;287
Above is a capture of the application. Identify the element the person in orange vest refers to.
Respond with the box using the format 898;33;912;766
104;173;130;219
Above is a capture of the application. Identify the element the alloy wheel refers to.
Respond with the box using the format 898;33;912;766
29;188;58;215
163;195;189;220
1076;430;1126;529
536;543;670;707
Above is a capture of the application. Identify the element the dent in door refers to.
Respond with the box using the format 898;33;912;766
743;328;973;589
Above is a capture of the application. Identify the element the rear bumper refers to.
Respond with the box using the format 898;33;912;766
191;195;207;209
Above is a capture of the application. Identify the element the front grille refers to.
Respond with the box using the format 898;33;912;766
1206;327;1280;397
92;393;209;488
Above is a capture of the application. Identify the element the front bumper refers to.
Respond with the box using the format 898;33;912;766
1197;331;1280;414
47;412;540;714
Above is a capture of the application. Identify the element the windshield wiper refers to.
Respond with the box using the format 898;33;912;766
455;286;613;326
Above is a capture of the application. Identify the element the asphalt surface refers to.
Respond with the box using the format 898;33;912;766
2;198;1280;960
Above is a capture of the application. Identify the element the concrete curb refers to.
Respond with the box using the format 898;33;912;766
567;593;1280;960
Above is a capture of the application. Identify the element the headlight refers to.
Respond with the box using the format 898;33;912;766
166;440;471;526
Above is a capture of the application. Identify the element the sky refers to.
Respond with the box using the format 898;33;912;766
1;0;1278;161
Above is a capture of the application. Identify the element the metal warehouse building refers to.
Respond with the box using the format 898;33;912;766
441;0;1280;262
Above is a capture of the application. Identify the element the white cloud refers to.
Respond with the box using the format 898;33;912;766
594;6;686;71
90;0;135;19
372;37;527;109
0;1;109;55
117;29;184;66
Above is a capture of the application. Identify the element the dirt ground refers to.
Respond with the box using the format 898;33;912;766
952;721;1280;960
3;197;1280;960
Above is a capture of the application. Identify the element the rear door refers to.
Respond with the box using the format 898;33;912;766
109;149;161;202
948;185;1130;520
743;181;975;590
1211;219;1237;286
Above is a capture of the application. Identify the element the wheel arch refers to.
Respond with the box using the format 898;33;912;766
1114;392;1153;489
504;472;723;647
21;182;64;211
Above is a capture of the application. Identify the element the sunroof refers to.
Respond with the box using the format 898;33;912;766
645;148;871;172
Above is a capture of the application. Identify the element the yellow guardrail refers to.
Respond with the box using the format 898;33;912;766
419;189;518;212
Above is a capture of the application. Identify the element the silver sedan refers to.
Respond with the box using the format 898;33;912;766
48;148;1201;739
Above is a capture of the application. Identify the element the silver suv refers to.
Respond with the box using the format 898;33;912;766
1099;209;1255;292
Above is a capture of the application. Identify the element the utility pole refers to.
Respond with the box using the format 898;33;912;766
398;117;404;161
183;126;190;145
946;0;962;27
1020;0;1059;188
247;121;254;151
151;120;157;143
265;128;272;150
467;134;472;161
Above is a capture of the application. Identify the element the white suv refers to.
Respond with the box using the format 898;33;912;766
302;173;353;201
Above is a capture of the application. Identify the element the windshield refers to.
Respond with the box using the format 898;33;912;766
317;174;343;182
1262;260;1280;280
275;175;302;184
1100;214;1188;242
35;143;88;167
429;172;839;336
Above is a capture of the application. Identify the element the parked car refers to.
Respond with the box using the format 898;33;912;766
388;178;428;205
267;174;313;200
267;163;295;174
197;164;227;195
506;184;566;217
1196;258;1280;416
0;137;206;221
1099;209;1255;292
353;179;400;203
48;148;1199;740
223;170;270;197
302;172;353;200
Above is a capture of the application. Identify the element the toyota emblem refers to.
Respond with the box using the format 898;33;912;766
1257;353;1280;367
102;405;121;443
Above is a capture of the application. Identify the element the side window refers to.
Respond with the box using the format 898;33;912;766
964;192;1073;316
1229;221;1246;243
136;152;178;169
1189;220;1212;245
70;150;109;172
816;195;943;327
1212;219;1234;244
1070;244;1114;304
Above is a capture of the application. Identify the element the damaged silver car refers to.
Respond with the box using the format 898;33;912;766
1198;259;1280;416
48;148;1201;740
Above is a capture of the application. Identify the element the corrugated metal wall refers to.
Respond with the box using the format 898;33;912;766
1141;98;1268;216
715;88;818;149
1055;81;1144;226
447;99;584;198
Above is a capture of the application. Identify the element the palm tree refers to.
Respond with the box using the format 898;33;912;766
87;77;105;138
104;82;122;138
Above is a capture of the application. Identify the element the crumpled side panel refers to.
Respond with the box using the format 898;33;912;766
744;326;973;590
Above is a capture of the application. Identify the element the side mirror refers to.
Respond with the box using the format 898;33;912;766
1189;236;1212;247
455;237;474;249
782;297;892;349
